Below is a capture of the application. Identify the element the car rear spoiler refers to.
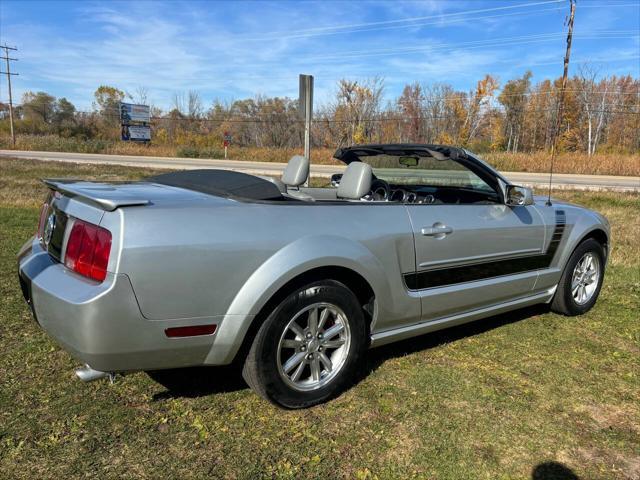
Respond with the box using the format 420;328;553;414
43;179;150;211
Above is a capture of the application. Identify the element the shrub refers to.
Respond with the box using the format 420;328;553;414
176;146;200;158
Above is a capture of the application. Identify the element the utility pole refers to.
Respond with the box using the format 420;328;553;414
546;0;575;206
0;44;18;146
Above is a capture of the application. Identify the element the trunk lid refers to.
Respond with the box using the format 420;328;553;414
43;179;226;212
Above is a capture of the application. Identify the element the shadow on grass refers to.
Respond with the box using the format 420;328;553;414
148;304;550;401
364;304;550;375
148;365;248;401
532;461;579;479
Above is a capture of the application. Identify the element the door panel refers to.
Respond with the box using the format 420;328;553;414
405;204;546;320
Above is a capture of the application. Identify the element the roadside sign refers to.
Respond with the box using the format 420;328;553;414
120;102;151;142
223;131;232;159
120;103;150;124
121;125;151;141
298;74;313;120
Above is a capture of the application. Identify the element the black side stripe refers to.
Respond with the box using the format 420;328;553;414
404;210;566;290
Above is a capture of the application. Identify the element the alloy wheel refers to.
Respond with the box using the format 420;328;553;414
276;302;351;391
571;252;600;305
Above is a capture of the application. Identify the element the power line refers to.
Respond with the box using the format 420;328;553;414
8;83;633;113
242;5;568;41
298;31;635;62
243;0;565;40
212;30;639;68
240;1;637;41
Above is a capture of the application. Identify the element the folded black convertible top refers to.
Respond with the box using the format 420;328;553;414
148;169;283;201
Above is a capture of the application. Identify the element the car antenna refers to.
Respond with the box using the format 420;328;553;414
547;0;576;207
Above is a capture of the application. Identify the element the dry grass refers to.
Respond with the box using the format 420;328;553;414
485;151;640;176
2;134;638;175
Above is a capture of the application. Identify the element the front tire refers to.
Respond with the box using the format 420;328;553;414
551;238;605;316
242;280;367;408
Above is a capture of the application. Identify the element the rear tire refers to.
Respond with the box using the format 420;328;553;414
551;238;605;316
242;280;367;409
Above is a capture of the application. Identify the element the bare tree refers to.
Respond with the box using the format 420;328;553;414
330;77;385;145
577;65;601;156
397;82;425;142
172;92;186;115
133;86;149;105
498;71;532;152
187;90;203;119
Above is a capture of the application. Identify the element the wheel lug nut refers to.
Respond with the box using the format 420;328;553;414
307;354;313;360
306;332;312;339
300;345;306;351
318;346;323;352
317;333;323;339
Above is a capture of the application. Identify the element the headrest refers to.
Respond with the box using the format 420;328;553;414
282;155;309;187
337;162;372;199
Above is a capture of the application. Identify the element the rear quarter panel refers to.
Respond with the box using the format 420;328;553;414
114;200;420;332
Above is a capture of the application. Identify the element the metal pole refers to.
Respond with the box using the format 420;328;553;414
1;45;18;146
6;55;14;146
299;74;313;186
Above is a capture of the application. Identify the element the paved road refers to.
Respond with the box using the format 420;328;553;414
1;149;638;192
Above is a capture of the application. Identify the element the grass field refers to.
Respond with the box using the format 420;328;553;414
0;157;638;479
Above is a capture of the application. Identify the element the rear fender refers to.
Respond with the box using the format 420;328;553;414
204;235;392;364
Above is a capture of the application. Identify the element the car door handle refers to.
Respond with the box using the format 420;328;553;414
421;224;453;236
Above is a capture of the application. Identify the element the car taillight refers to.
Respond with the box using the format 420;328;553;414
64;219;112;282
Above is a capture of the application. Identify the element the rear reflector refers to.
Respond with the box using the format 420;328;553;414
37;190;54;238
64;219;112;282
37;202;49;238
165;324;217;338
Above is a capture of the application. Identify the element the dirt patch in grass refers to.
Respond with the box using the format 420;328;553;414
560;447;640;480
577;403;640;435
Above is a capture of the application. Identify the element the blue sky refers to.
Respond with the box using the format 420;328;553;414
0;0;638;111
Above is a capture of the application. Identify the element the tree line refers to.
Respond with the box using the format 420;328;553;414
1;69;638;154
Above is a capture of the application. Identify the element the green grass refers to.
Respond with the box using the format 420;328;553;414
0;157;638;479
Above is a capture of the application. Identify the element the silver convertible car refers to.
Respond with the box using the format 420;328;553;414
18;144;609;408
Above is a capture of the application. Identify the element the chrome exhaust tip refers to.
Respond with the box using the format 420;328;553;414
75;364;115;383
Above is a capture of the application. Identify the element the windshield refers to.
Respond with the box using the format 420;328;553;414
361;154;495;192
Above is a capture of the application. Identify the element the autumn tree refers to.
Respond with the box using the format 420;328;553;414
94;85;127;126
22;91;56;125
1;72;637;155
423;83;454;143
463;74;499;144
498;71;532;152
329;78;385;145
54;98;76;125
397;83;424;142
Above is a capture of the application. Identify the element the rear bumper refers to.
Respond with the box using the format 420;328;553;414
17;237;219;372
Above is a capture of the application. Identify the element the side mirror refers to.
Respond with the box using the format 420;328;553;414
505;185;534;206
330;173;342;188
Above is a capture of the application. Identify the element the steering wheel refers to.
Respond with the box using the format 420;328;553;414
370;179;391;201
